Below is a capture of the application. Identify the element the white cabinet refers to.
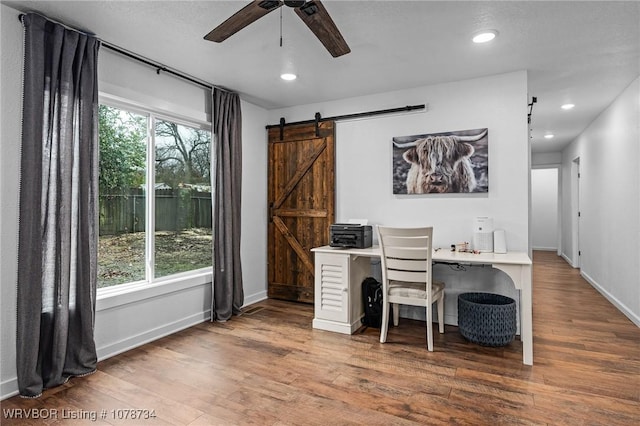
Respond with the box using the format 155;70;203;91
314;253;349;324
312;250;372;334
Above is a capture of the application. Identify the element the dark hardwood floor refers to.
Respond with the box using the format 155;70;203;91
3;251;639;425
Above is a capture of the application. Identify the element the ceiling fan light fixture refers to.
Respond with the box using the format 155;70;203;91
259;0;282;11
472;30;498;44
561;103;575;110
280;73;297;81
300;2;318;16
284;0;307;7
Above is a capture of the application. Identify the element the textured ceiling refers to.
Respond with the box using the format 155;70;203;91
3;1;639;153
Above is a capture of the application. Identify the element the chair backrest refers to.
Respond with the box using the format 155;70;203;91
376;226;433;286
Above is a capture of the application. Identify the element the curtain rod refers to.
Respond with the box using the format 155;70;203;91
18;12;231;94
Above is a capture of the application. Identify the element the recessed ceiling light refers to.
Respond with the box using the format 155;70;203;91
472;30;498;44
561;103;575;110
280;73;297;81
544;134;555;139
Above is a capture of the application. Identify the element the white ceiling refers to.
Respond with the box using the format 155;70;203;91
3;1;639;153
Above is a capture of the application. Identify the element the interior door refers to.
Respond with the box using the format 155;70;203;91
267;121;335;303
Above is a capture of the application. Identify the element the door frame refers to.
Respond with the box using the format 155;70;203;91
531;165;561;254
571;157;581;268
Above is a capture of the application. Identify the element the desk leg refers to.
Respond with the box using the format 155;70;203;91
520;265;533;365
493;263;534;366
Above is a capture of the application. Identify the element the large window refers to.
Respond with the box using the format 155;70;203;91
98;104;212;289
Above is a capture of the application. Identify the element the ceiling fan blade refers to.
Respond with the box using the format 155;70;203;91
294;1;350;57
204;0;284;42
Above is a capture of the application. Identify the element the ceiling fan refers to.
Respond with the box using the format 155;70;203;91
204;0;350;57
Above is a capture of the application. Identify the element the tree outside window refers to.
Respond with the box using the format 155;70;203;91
154;119;212;279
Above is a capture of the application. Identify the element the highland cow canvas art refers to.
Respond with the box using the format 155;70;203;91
392;128;489;194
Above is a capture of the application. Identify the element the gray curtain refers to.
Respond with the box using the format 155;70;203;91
17;13;100;398
212;88;244;321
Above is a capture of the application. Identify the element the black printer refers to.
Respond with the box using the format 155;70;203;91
330;224;373;248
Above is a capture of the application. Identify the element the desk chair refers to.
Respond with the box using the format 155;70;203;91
376;226;445;351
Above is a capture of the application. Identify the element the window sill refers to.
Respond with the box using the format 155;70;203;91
96;268;213;312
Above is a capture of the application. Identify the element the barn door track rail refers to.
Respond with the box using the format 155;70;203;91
267;104;426;140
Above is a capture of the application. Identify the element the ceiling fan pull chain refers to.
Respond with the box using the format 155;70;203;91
279;7;283;47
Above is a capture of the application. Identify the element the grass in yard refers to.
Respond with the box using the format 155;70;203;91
98;228;212;288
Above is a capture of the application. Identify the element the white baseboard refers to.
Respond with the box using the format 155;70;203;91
560;252;577;268
242;290;267;307
581;271;640;327
96;289;269;362
532;246;557;251
97;310;210;361
1;377;18;401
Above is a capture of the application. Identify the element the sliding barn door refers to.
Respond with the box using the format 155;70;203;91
267;121;335;303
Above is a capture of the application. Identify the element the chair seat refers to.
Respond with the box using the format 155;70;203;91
388;280;445;299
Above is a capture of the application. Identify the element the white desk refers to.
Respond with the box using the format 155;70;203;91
311;245;533;365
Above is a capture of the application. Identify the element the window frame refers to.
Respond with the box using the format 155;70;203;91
97;93;213;302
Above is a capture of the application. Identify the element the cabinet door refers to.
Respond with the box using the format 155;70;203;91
314;253;349;323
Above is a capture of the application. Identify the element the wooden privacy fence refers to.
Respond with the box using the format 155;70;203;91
99;188;212;235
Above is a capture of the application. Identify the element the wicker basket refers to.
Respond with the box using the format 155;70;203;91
458;292;516;347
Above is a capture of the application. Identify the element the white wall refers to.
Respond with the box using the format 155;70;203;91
0;5;268;398
561;77;640;326
268;71;530;325
532;152;562;166
531;168;559;251
240;100;269;305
